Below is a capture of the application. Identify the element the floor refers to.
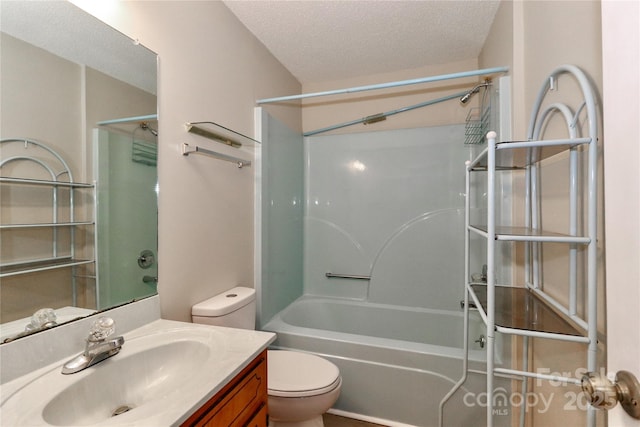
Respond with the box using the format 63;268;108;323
323;414;388;427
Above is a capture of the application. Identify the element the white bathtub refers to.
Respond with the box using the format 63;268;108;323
263;296;510;427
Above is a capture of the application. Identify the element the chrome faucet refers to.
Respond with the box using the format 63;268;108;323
62;317;125;375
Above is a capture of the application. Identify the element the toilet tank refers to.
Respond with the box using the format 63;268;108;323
191;286;256;330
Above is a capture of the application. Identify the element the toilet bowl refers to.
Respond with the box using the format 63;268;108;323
191;287;341;427
267;350;342;427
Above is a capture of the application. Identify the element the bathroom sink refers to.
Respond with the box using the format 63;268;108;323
43;338;210;426
1;324;237;426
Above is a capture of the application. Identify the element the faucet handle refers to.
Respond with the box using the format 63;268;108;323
88;317;115;342
25;308;57;332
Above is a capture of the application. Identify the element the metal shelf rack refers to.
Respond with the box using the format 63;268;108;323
440;65;600;427
0;138;96;305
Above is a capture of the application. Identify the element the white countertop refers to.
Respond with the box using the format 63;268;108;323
0;319;276;426
1;307;97;343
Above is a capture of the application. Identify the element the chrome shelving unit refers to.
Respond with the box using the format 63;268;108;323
440;65;600;427
0;139;96;305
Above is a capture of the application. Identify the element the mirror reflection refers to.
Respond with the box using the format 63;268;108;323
0;1;158;342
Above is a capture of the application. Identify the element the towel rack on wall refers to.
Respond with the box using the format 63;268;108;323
182;121;259;168
181;143;251;168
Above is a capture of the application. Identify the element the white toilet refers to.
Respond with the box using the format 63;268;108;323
191;287;342;427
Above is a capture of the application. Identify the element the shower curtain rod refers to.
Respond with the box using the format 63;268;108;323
97;114;158;126
257;66;508;104
304;90;471;136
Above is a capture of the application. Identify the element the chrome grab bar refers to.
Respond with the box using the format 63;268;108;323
325;272;371;280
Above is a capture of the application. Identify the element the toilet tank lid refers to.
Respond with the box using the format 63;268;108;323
192;286;255;317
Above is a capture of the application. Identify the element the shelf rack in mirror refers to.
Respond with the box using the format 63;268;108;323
0;0;159;344
0;138;96;286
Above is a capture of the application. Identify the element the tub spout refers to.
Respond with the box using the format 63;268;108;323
460;300;478;310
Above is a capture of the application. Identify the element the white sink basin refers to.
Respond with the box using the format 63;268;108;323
0;320;276;426
43;338;209;426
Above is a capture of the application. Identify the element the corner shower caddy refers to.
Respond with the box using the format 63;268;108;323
0;138;96;306
440;65;599;427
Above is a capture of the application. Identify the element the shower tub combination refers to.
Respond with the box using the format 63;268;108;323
257;69;512;426
264;296;509;426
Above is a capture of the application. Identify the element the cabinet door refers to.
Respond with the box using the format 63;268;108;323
202;361;266;427
182;350;268;427
244;404;267;427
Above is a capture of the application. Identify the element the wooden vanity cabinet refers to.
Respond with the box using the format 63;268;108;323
181;350;268;427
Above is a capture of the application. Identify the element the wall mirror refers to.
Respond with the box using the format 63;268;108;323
0;1;158;343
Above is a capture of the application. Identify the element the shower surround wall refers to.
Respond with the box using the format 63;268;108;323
94;129;158;310
304;124;475;309
257;109;304;325
257;113;505;424
258;116;484;316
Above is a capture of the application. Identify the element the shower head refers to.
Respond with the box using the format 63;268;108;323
460;80;491;104
459;89;477;104
140;122;158;136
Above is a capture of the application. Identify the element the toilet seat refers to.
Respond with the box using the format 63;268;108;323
268;350;341;398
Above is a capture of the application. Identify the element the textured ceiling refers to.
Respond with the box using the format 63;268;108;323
1;1;157;94
223;0;501;84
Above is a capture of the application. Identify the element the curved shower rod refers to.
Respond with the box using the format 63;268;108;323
303;87;486;137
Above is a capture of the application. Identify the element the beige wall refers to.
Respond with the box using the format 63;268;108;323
1;33;83;174
520;1;602;128
479;1;604;426
0;34;156;183
76;1;302;322
481;0;603;138
479;0;522;136
84;67;157;177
